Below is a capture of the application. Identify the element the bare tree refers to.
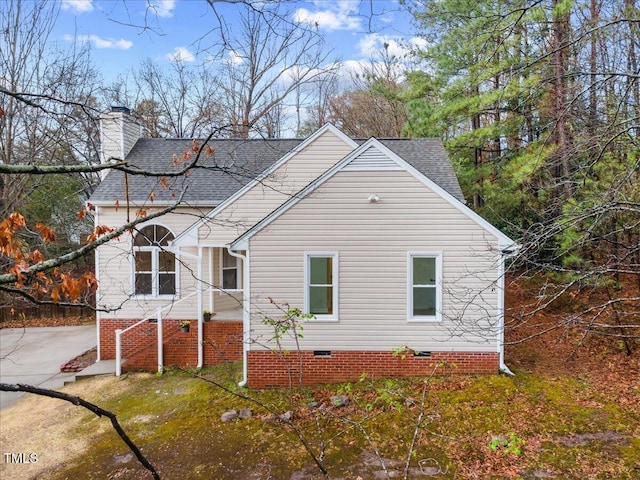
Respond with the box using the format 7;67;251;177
0;0;102;218
406;0;640;349
298;69;341;135
207;2;337;138
129;58;225;139
327;48;409;137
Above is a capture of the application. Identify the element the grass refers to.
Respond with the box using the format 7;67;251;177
4;355;635;480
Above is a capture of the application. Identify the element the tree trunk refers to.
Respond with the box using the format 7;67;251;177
551;0;572;203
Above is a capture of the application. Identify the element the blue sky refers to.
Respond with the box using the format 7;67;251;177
56;0;422;82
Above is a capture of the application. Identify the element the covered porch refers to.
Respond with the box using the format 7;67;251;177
110;245;247;375
195;245;245;321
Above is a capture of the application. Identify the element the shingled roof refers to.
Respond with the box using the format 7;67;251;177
90;138;304;205
376;138;464;202
90;134;465;206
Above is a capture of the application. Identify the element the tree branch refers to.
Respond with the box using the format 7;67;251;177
0;192;184;286
0;383;160;479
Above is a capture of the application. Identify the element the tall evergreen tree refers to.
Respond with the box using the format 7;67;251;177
406;0;640;346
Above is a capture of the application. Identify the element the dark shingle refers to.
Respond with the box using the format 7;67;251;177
90;136;465;206
378;138;465;203
90;138;303;205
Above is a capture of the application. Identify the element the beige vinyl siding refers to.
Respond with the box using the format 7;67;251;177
248;170;502;353
211;248;243;311
97;206;209;320
198;129;354;244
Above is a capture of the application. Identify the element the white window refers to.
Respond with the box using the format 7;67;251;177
408;252;442;321
220;249;242;290
304;252;339;321
133;225;176;297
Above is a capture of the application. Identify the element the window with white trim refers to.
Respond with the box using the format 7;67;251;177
220;249;242;290
133;225;176;296
305;252;338;320
408;253;441;321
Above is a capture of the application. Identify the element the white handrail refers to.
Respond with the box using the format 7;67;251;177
115;291;198;376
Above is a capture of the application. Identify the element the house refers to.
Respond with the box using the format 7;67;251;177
91;107;516;388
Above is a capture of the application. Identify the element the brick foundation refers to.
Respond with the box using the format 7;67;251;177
99;318;242;372
100;319;499;385
247;350;499;389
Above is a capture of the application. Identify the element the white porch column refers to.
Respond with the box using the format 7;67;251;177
209;246;215;313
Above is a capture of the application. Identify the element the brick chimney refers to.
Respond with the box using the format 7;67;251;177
99;106;143;166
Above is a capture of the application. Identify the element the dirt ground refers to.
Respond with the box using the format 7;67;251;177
0;376;128;480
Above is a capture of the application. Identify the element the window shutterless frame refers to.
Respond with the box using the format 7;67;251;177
407;252;442;321
304;252;339;321
219;248;243;292
132;224;177;298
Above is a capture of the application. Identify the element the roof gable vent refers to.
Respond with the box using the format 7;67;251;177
343;145;403;171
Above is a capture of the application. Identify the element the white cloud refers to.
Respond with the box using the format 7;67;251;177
293;1;361;32
338;59;371;79
61;0;94;14
228;50;244;66
166;47;195;62
409;37;428;51
64;34;133;50
357;33;426;60
147;0;176;18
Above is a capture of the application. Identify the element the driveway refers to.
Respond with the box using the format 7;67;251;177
0;326;96;409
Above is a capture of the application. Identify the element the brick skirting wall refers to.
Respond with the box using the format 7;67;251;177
247;350;500;389
99;319;499;385
99;319;242;372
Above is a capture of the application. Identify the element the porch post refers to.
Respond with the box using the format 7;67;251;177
209;246;215;313
115;329;122;377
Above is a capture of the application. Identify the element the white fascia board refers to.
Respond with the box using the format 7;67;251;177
369;140;517;250
89;200;217;208
231;138;516;251
173;123;358;247
197;241;230;248
232;238;249;251
172;227;199;248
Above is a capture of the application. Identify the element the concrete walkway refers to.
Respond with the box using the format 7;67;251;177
0;326;97;409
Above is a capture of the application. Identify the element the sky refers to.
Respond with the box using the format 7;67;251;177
55;0;423;83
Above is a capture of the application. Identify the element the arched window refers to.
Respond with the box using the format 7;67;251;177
133;225;176;296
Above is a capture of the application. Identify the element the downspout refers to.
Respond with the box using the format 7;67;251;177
197;246;204;369
498;247;514;376
226;246;249;387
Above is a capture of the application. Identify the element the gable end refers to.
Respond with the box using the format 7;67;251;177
232;138;515;251
342;145;403;171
